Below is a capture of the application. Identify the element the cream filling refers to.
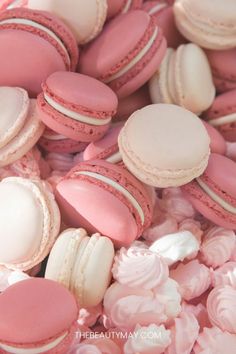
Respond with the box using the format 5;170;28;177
44;94;111;126
148;3;168;15
196;177;236;214
106;151;122;164
209;113;236;127
103;27;158;84
76;171;145;224
122;0;132;13
0;332;68;354
43;133;67;141
0;18;70;65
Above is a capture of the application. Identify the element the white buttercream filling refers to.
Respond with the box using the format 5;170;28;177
122;0;132;13
106;151;122;163
209;113;236;127
43;133;67;140
0;18;70;65
44;94;111;126
76;171;145;224
148;3;168;15
0;332;68;354
103;27;158;84
196;177;236;214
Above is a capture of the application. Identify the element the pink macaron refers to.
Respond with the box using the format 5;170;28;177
182;153;236;229
142;0;186;48
56;160;154;247
203;89;236;142
83;122;124;164
206;48;236;94
107;0;143;19
202;121;226;155
79;10;167;98
0;8;78;97
37;72;118;143
0;278;78;354
39;128;88;154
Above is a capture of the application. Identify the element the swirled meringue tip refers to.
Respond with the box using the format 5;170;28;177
166;311;199;354
170;260;211;301
207;285;236;334
124;324;171;354
193;326;236;354
200;226;236;268
149;231;200;266
112;247;169;290
212;262;236;288
143;215;178;242
182;302;210;330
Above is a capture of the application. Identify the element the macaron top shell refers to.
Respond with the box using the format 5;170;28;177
42;72;118;117
118;104;210;187
0;278;78;344
202;121;226;155
203;89;236;121
0;87;29;148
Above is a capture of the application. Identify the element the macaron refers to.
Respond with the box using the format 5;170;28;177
182;153;236;229
0;87;44;167
39;128;88;154
203;89;236;142
118;104;210;188
56;160;153;246
37;72;118;143
83;122;124;164
149;44;215;115
173;0;236;50
202;121;226;156
45;228;115;307
0;176;60;270
0;8;78;97
205;48;236;94
0;278;78;354
142;0;186;48
27;0;107;44
114;85;151;121
79;10;167;98
107;0;143;19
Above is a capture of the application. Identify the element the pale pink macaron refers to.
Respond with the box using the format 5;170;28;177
142;0;186;48
0;176;60;271
118;104;210;188
83;122;124;164
45;228;114;307
79;10;167;98
0;87;44;167
27;0;107;44
0;8;78;97
37;72;118;142
202;121;226;155
149;44;215;115
0;278;78;354
107;0;143;19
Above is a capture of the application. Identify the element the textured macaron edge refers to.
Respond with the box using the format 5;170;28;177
0;8;79;70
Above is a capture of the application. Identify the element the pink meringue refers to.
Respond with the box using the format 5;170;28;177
78;304;102;327
170;260;211;300
124;324;171;354
150;231;200;266
69;337;121;354
207;285;236;334
182;302;211;331
179;219;203;244
194;326;236;354
45;152;75;172
212;262;236;288
166;311;199;354
200;227;236;268
143;214;178;243
160;188;196;222
112;247;169;290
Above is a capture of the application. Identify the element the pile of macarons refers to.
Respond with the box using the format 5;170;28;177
0;0;236;353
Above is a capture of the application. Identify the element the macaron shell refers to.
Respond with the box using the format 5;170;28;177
202;121;226;155
0;29;66;97
0;278;78;344
27;0;108;44
0;99;45;167
0;87;29;148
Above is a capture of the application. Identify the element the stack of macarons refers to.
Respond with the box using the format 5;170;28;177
2;0;236;353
